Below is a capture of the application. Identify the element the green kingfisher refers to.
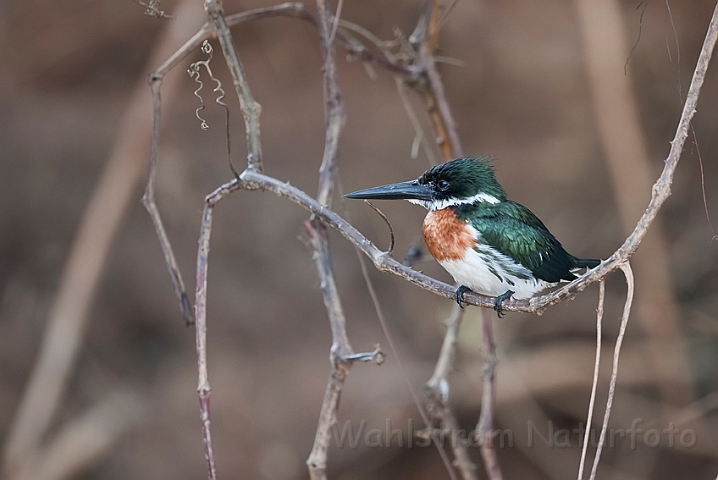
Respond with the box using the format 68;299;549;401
345;156;600;316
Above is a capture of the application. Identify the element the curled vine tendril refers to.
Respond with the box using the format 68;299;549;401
187;41;238;177
187;45;210;130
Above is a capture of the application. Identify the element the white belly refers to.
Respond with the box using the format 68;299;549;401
438;246;553;299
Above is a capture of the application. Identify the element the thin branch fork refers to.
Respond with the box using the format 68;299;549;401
303;221;355;480
306;1;382;478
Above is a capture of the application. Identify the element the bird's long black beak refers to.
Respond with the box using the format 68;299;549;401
344;180;433;201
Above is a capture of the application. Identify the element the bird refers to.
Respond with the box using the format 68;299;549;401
345;156;600;317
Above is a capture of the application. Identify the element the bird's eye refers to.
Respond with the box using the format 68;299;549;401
437;180;450;191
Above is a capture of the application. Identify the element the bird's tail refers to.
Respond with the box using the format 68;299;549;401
570;256;600;269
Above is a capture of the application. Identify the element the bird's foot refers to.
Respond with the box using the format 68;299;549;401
455;285;471;308
493;290;514;318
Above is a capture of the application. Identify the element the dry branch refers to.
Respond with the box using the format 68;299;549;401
192;1;270;477
305;1;354;478
520;1;718;314
409;0;463;159
474;307;502;480
194;202;218;480
304;221;355;480
425;305;478;480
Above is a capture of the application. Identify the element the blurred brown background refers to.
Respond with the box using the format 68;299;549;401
1;0;718;478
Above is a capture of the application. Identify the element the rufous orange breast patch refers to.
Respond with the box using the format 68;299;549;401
422;208;476;261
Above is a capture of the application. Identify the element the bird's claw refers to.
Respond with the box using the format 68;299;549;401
455;285;471;308
494;290;514;318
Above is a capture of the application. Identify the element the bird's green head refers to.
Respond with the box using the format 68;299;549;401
345;156;507;210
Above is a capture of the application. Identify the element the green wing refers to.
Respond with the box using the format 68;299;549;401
457;201;576;283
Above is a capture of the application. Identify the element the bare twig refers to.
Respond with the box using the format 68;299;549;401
144;69;194;326
343;345;385;364
474;308;502;480
426;304;463;398
304;221;355;480
589;263;634;480
143;7;299;329
307;2;454;477
195;199;218;480
315;0;345;206
409;0;463;159
425;305;477;480
578;281;605;480
133;0;175;19
306;2;379;478
328;0;344;46
148;4;272;479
